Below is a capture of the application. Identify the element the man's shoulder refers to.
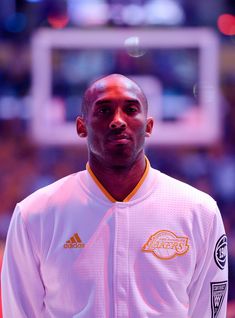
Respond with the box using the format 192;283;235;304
153;168;217;210
18;170;85;215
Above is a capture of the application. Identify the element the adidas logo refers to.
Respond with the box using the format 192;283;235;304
64;233;85;249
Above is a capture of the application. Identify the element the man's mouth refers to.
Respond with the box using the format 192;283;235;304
109;134;130;140
107;134;131;144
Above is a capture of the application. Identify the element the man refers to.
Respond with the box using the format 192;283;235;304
1;74;228;317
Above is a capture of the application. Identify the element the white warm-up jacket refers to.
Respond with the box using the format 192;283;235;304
1;161;228;317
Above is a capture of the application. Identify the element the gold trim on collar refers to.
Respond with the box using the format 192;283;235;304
86;163;116;202
86;157;150;203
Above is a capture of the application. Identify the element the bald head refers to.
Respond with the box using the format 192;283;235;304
81;74;148;118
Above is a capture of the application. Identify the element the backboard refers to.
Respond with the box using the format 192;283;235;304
31;28;220;146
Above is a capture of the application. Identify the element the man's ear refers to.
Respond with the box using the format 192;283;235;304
76;116;87;138
145;117;154;137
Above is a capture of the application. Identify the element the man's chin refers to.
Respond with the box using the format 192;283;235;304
104;148;136;167
106;143;131;154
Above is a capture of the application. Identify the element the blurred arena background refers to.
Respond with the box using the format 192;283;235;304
0;0;235;316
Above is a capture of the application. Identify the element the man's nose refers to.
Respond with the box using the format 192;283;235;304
109;109;127;129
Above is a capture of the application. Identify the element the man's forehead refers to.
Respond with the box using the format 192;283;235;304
88;75;144;100
94;76;134;91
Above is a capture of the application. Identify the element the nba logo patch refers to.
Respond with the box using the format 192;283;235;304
211;281;227;318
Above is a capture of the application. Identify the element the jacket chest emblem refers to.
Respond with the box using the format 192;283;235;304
64;233;85;249
142;230;189;260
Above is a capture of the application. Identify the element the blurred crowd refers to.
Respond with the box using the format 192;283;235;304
0;44;235;316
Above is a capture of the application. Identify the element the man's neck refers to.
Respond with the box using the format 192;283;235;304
88;153;146;201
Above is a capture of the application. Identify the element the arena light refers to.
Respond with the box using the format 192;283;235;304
217;14;235;36
47;14;69;29
67;0;108;26
144;0;185;25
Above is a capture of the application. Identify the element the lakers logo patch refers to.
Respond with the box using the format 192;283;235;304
142;230;189;260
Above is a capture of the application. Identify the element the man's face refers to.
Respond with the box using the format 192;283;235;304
77;75;153;167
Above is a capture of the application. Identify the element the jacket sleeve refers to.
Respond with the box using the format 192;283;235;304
1;205;45;318
188;202;228;318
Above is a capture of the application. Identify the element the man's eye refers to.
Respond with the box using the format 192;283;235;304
126;107;138;113
98;107;111;114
